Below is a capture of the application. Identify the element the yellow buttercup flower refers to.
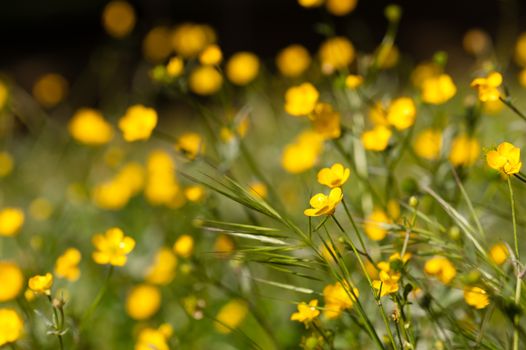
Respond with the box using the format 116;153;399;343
411;61;441;88
317;163;350;188
421;74;457;105
323;282;358;319
276;44;311;77
0;208;24;237
284;83;319;116
0;262;24;302
471;72;502;102
145;150;180;206
361;125;392;151
0;308;24;347
184;185;205;202
32;73;68;108
0;151;14;177
173;235;194;258
215;299;249;333
189;66;223;95
282;130;324;174
248;181;268;199
199;44;223;66
464;286;490;309
364;209;390;241
486;142;522;175
226;52;260;86
372;263;400;297
449;135;480;167
102;0;136;38
146;248;177;285
54;248;82;282
424;256;456;285
92;227;135;266
309;102;341;139
171;23;216;58
326;0;357;16
135;324;172;350
386;97;416;130
414;129;442;160
515;32;526;67
298;0;323;8
304;187;343;217
119;104;158;142
68;108;114;145
28;273;53;295
92;178;132;210
166;56;184;78
290;299;320;324
319;37;355;74
126;284;161;320
142;26;172;63
175;132;205;159
489;243;508;265
345;74;363;89
214;234;235;256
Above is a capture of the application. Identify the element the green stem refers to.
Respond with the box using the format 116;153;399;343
80;265;114;328
47;295;64;350
509;177;522;350
500;96;526;123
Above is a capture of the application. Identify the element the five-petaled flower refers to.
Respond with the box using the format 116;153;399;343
290;299;320;324
486;141;522;175
471;72;502;102
92;227;136;266
304;187;343;217
317;163;350;188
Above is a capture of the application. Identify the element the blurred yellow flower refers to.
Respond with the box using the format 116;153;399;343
323;282;358;319
326;0;357;16
376;45;400;69
364;209;390;241
486;141;522;175
449;135;480;167
200;44;223;65
54;248;81;282
92;179;132;210
214;234;235;256
126;284;161;320
276;44;311;77
189;66;223;95
146;248;177;285
319;37;355;74
166;56;184;78
519;69;526;88
92;227;135;266
309;102;341;139
145;150;180;206
317;163;350;188
298;0;323;7
483;99;504;115
386;97;416;130
68;108;114;145
281;130;325;173
248;181;268;199
464;286;489;309
175;132;205;159
0;262;23;302
173;235;194;258
28;273;53;295
215;299;249;333
135;323;172;350
284;83;319;116
290;299;320;324
421;74;457;105
226;52;260;86
411;61;441;88
119;105;158;142
0;208;24;237
142;26;172;63
471;72;502;102
414;129;442;160
515;32;526;67
345;74;363;89
424;256;456;285
32;73;68;108
29;197;53;221
463;29;490;56
102;0;136;38
304;187;343;217
372;263;400;297
171;23;216;58
489;243;509;265
361;125;392;151
0;308;23;347
0;81;8;110
184;185;205;202
0;151;14;177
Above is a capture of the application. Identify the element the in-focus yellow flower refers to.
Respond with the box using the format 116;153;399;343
364;209;390;241
119;105;158;142
298;0;323;8
282;130;324;174
32;73;68;108
284;83;319;116
0;82;8;110
68;108;114;145
214;235;235;256
319;37;355;74
464;286;490;309
276;44;311;77
326;0;357;16
199;44;222;66
166;56;184;78
361;125;392;151
102;0;136;38
226;52;260;86
386;97;416;130
189;66;223;95
54;248;81;282
371;263;400;297
290;299;320;324
421;74;457;105
0;208;24;237
449;135;480;167
173;235;194;258
309;102;341;139
171;23;216;58
317;163;350;188
515;32;526;67
28;273;53;295
304;187;343;217
184;185;205;202
92;227;135;266
0;308;23;347
142;26;172;63
424;256;456;285
215;299;249;333
126;284;161;320
248;181;268;199
345;74;363;89
135;324;172;350
489;243;509;265
471;72;502;102
146;248;177;285
0;151;13;177
486;142;522;175
175;132;205;159
0;262;23;302
323;282;358;319
414;129;442;160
